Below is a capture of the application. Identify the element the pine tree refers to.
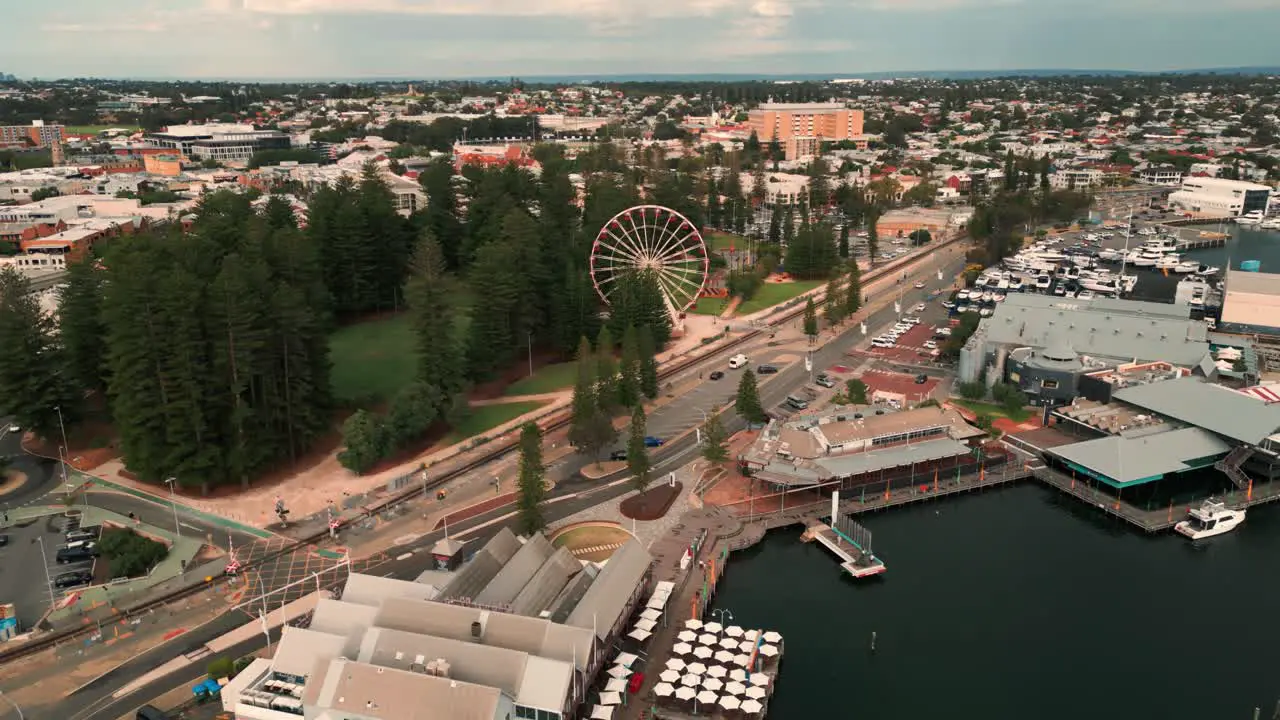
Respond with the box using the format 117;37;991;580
594;326;618;414
58;258;108;396
782;205;795;245
866;208;881;264
637;325;660;400
767;207;781;244
838;223;850;259
735;369;767;425
568;336;597;451
844;261;863;316
802;297;818;341
0;268;80;439
406;231;463;400
701;412;729;463
626;405;652;493
823;278;842;326
618;325;641;408
466;237;523;380
419;157;465;270
515;421;547;534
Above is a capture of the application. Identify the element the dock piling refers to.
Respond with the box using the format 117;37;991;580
1253;707;1260;720
870;631;877;652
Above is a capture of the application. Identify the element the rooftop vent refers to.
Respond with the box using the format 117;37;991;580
470;621;483;640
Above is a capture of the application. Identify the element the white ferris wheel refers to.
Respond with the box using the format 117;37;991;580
589;205;709;315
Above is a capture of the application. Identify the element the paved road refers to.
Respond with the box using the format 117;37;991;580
46;245;969;719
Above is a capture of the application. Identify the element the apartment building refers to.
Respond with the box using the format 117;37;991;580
0;120;65;149
1049;168;1104;190
146;123;290;165
748;102;865;160
1168;177;1273;218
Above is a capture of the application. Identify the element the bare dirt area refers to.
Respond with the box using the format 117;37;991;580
619;481;684;521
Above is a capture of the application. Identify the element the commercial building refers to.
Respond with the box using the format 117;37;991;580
1219;268;1280;335
1167;177;1272;218
220;528;654;720
146;123;291;165
738;405;989;490
875;207;971;241
0;121;64;149
747;103;864;160
959;294;1216;403
1137;166;1184;186
1048;168;1104;190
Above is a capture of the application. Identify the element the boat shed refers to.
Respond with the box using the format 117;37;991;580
1111;376;1280;446
1045;426;1231;488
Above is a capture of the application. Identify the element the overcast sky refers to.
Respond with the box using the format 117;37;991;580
8;0;1280;80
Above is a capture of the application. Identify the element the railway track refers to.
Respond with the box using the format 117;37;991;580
0;238;961;666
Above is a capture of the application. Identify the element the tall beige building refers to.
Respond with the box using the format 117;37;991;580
747;102;865;159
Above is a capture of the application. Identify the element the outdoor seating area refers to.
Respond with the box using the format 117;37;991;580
586;581;678;720
649;619;783;718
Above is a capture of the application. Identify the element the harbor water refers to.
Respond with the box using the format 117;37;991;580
711;483;1280;719
1128;223;1280;302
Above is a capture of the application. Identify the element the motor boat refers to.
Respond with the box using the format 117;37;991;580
1097;249;1122;262
1236;211;1265;226
1123;250;1144;265
1140;236;1179;254
1174;261;1199;274
1154;255;1181;271
1052;284;1067;296
993;291;1007;302
1175;500;1245;540
1137;226;1159;236
979;307;993;317
1080;276;1119;294
1007;276;1025;292
1076;290;1096;300
1132;251;1160;267
1195;265;1221;277
1034;275;1052;291
981;291;995;303
1260;217;1280;231
1121;275;1138;293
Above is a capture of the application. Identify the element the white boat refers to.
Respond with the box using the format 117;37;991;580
1137;226;1159;236
1140;236;1179;254
1236;211;1264;226
979;307;993;317
981;291;995;303
1097;249;1122;262
1132;251;1160;267
1155;255;1181;270
1195;265;1221;277
1121;275;1138;292
1076;290;1096;300
1260;217;1280;230
1175;500;1245;540
1123;250;1144;265
993;291;1007;302
1034;275;1052;291
1007;276;1025;292
1081;276;1120;294
1174;261;1199;274
956;289;971;301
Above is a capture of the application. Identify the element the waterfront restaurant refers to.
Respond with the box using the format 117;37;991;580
738;405;993;492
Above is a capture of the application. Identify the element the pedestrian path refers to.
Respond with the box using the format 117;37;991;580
569;542;624;557
84;473;275;540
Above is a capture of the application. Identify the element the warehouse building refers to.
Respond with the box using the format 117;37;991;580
1168;176;1272;218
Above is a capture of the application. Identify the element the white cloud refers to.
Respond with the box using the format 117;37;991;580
43;21;168;33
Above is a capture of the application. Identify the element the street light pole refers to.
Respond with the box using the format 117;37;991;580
0;689;24;720
35;536;56;614
164;477;181;542
527;331;533;378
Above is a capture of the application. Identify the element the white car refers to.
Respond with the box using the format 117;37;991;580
914;281;926;289
923;340;938;350
728;354;748;369
913;303;927;312
935;327;953;337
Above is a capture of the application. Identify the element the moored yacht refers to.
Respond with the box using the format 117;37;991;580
1034;274;1052;291
1132;251;1160;267
1195;265;1221;277
1174;260;1199;274
1260;217;1280;230
1097;249;1122;262
1154;254;1181;270
1175;500;1245;540
1236;211;1264;226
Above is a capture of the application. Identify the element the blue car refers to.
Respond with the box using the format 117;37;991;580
644;436;664;448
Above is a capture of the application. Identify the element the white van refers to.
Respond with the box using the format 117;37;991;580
728;354;749;369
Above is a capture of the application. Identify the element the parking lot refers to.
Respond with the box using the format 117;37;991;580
860;369;941;404
0;514;98;630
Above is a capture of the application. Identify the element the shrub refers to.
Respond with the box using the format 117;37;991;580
957;381;986;401
207;656;235;681
99;527;169;579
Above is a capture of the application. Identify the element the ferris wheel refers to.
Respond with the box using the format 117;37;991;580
589;205;709;315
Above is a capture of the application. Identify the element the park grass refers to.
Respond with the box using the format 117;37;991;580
953;399;1031;423
65;125;139;135
551;524;632;551
706;231;749;252
735;280;823;315
446;401;546;443
689;296;729;316
503;361;577;397
329;314;416;403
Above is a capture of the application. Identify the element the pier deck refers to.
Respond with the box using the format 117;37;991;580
803;522;886;578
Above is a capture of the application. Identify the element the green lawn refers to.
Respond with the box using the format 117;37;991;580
65;125;139;135
736;280;823;315
689;296;730;316
953;399;1031;423
706;231;749;252
447;401;546;443
329;314;416;403
503;361;577;396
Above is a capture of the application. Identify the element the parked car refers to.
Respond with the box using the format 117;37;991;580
728;354;748;369
53;570;93;589
914;281;926;289
609;450;628;462
56;542;98;564
0;534;8;548
708;371;725;381
756;364;779;375
643;436;664;448
815;375;836;388
66;528;98;543
915;374;929;384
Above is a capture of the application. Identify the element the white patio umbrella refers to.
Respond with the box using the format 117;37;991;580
599;691;623;706
634;618;657;632
738;640;757;653
702;677;724;693
758;644;779;657
703;621;723;634
714;649;736;664
590;705;615;720
729;668;749;682
705;665;727;679
720;695;742;711
680;673;703;688
719;636;740;650
607;665;631;679
664;657;687;672
627;628;652;642
675;686;696;702
762;631;782;643
686;661;708;675
654;682;676;699
673;642;694;656
749;673;770;687
677;630;699;643
742;698;764;714
745;686;767;700
684;619;703;631
692;646;714;660
1216;347;1242;359
659;669;682;684
646;593;670;610
695;690;718;707
698;633;718;646
615;652;639;668
604;677;628;693
639;608;662;622
743;630;760;641
1216;359;1235;372
724;625;745;637
724;681;747;696
733;653;752;668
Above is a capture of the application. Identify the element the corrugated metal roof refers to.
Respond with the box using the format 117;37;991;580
271;627;349;679
509;547;581;618
439;527;522;601
312;658;503;720
1113;376;1280;445
981;293;1212;367
342;572;440;608
1047;426;1230;485
475;534;555;607
816;438;973;479
566;539;652;640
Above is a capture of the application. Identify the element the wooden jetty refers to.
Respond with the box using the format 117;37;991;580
800;491;886;578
